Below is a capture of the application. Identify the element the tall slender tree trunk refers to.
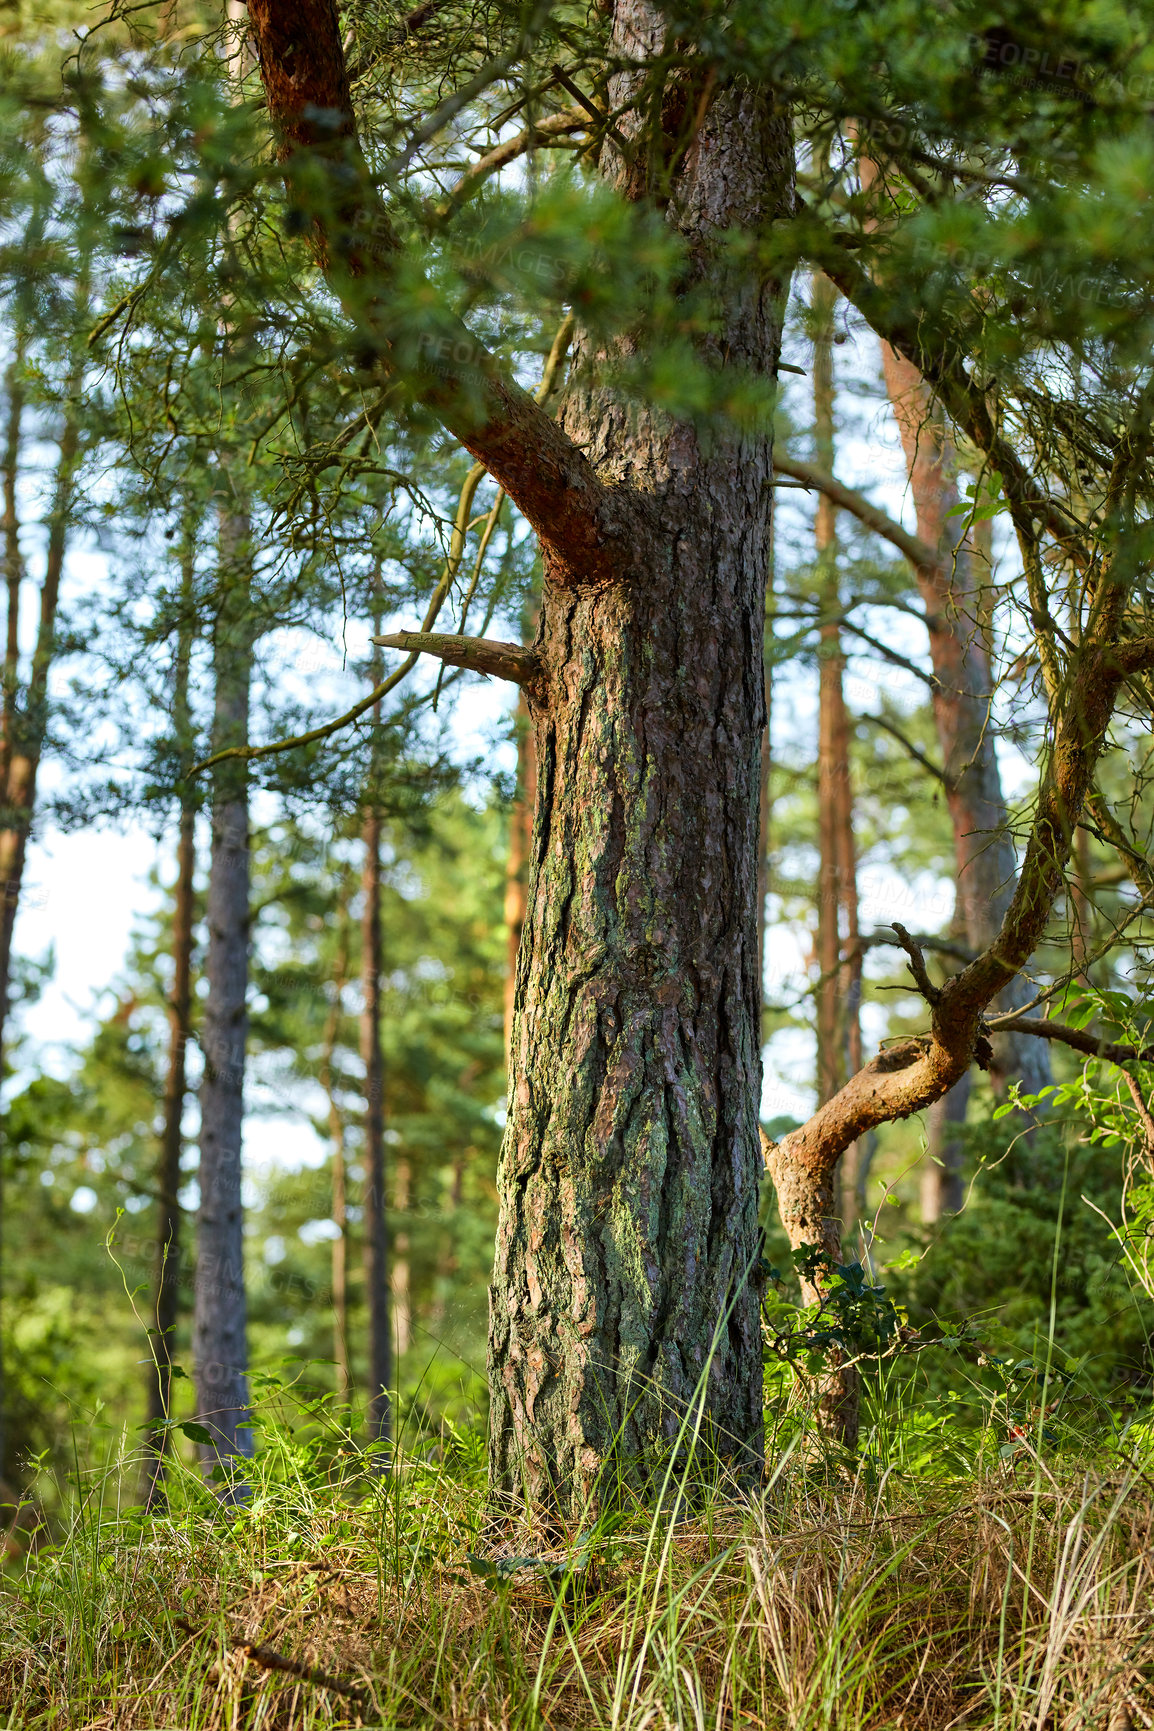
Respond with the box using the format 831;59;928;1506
802;274;862;1448
361;675;391;1458
814;275;844;1112
757;544;774;1002
878;348;1051;1108
321;889;352;1402
391;1157;412;1359
193;498;254;1490
1;335;26;789
488;33;792;1518
143;531;198;1508
0;356;80;1479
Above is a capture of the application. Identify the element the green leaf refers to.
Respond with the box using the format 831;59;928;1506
177;1421;215;1446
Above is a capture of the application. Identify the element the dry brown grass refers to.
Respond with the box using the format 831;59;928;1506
2;1448;1153;1730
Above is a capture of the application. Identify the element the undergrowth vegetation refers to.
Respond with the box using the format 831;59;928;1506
2;1343;1153;1730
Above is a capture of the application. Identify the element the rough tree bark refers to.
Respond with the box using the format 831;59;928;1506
193;499;255;1488
143;530;198;1509
482;34;792;1517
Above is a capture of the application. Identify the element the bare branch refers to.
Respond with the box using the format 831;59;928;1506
773;453;937;570
436;108;588;215
891;922;941;1005
373;631;540;686
855;929;973;966
996;1014;1154;1068
776;614;1144;1179
1083;794;1154;902
1122;1069;1154;1155
860;712;954;789
838;620;938;688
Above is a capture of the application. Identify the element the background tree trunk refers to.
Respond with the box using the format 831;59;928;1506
0;355;79;1479
390;1156;412;1360
487;31;793;1518
361;676;391;1458
193;498;254;1489
757;541;774;1002
143;531;198;1508
814;274;845;1113
321;890;352;1403
803;274;861;1448
879;347;1051;1106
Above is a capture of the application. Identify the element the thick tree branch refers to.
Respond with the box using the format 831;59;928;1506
994;1014;1154;1068
774;453;937;570
244;0;619;585
372;631;540;686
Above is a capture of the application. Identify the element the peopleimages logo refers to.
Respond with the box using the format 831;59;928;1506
967;32;1083;85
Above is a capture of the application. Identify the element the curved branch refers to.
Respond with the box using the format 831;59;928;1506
860;711;954;789
373;631;540;686
995;1014;1154;1068
776;622;1148;1179
244;0;618;585
436;108;589;216
774;453;937;570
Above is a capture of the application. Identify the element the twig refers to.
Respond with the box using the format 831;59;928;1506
1122;1069;1154;1153
861;713;955;789
891;923;941;1005
174;1615;369;1705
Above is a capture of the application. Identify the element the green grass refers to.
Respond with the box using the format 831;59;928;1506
1;1369;1153;1730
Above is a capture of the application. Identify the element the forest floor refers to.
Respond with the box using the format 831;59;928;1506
0;1411;1152;1731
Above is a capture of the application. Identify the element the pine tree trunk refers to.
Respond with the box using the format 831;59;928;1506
504;684;536;1060
391;1157;412;1359
361;792;391;1458
814;275;844;1112
142;553;198;1506
488;41;792;1518
193;501;254;1489
922;1076;969;1222
1;336;26;792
